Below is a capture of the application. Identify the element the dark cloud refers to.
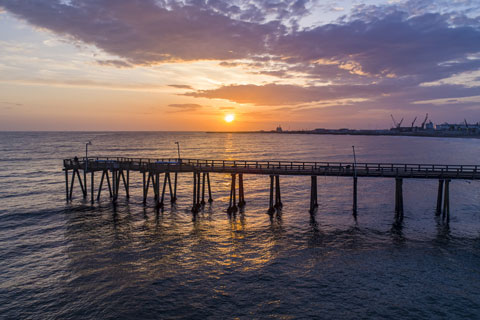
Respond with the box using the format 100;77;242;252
275;11;480;82
0;0;279;64
3;0;478;84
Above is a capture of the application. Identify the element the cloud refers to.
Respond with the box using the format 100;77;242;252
274;11;480;83
0;0;278;64
1;101;23;107
167;103;204;112
185;81;480;110
168;84;193;90
185;83;390;105
96;59;132;68
2;0;479;85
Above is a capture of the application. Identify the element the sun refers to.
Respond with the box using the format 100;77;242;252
224;114;235;123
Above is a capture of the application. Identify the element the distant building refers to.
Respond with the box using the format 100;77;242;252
425;121;434;130
435;122;480;133
276;125;283;132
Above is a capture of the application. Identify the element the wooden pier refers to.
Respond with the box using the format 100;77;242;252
63;157;480;223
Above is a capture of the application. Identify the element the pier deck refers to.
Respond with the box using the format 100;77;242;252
63;157;480;223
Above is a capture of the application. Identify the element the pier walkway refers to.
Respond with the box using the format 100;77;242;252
64;157;480;223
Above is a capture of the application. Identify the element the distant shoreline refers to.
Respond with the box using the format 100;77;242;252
206;130;480;138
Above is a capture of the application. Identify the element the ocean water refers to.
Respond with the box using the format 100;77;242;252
1;131;480;319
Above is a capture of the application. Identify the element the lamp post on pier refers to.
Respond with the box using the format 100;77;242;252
175;142;181;160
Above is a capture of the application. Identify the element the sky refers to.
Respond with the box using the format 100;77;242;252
0;0;480;131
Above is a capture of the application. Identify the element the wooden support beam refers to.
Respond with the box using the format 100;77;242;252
436;179;444;216
228;174;232;210
309;176;317;214
173;172;178;203
145;172;151;201
196;172;201;208
192;172;198;213
274;175;282;209
442;179;450;223
123;170;130;198
76;169;86;197
83;165;87;199
112;170;117;202
90;171;94;204
167;172;174;203
207;172;213;202
142;171;147;204
97;170;106;200
160;173;168;208
268;175;275;214
155;173;160;207
65;169;69;201
105;171;112;198
228;173;237;213
116;170;121;199
394;178;404;221
353;177;358;217
238;173;245;207
201;172;206;205
69;169;76;200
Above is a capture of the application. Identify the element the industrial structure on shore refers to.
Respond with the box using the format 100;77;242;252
273;114;480;137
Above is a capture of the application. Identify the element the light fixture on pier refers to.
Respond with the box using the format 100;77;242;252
175;141;181;160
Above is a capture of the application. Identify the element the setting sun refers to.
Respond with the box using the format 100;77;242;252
224;114;235;123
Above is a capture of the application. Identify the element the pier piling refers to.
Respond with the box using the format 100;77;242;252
160;173;168;208
353;177;358;217
309;176;318;214
207;172;213;203
142;172;147;203
90;171;94;203
228;173;238;213
268;175;275;214
201;173;206;205
192;172;197;212
442;179;451;223
275;175;282;209
395;178;404;221
167;172;173;203
196;172;201;208
172;172;178;203
436;179;444;216
65;169;69;201
238;174;245;207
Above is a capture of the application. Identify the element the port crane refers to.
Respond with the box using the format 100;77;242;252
411;116;417;129
420;113;429;129
391;114;404;129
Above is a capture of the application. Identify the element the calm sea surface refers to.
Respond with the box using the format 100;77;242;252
1;132;480;319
